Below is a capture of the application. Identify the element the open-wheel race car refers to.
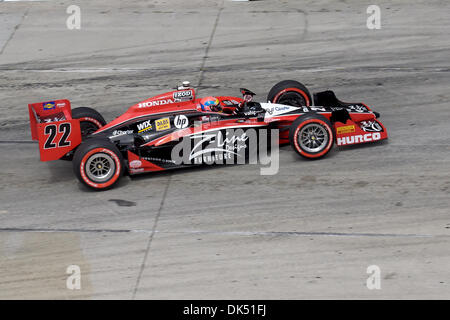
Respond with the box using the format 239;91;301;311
28;80;388;190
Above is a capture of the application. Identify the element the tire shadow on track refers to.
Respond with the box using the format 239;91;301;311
336;139;389;152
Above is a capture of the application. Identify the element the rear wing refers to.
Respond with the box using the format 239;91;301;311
28;99;81;161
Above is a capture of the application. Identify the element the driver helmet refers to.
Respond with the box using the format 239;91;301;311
199;96;221;112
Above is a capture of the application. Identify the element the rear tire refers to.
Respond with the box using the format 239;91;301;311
267;80;312;107
289;113;334;159
73;139;123;190
72;107;106;139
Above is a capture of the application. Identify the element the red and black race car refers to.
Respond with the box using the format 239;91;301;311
28;80;387;190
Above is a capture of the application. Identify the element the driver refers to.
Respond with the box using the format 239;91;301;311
198;96;222;112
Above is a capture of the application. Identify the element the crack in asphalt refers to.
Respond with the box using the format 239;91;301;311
196;1;224;91
0;8;29;56
131;174;172;299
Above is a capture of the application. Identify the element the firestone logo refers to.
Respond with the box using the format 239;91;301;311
138;99;173;108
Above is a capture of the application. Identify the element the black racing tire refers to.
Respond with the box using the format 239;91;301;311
73;138;123;190
267;80;312;107
72;107;106;139
289;113;334;159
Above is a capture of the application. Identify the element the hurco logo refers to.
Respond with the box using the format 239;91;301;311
337;132;381;146
138;99;173;108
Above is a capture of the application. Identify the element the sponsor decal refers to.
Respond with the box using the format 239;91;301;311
337;132;381;146
243;110;258;116
137;120;153;133
138;99;173;108
174;115;189;129
173;90;193;102
309;106;327;112
189;131;248;163
129;160;142;169
193;153;233;164
155;117;171;131
112;129;133;136
143;156;176;164
329;105;369;113
263;104;299;117
57;103;66;108
222;99;240;106
43;101;56;110
336;125;356;134
171;128;280;175
360;120;383;132
346;104;368;113
130;168;144;173
206;115;221;123
266;105;292;115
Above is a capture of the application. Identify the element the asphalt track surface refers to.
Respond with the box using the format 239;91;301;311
0;0;449;299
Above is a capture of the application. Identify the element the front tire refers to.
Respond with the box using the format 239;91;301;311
73;139;123;190
289;113;334;159
267;80;312;107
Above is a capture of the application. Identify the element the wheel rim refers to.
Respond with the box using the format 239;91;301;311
277;92;307;107
80;121;99;137
298;123;329;153
85;153;116;183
